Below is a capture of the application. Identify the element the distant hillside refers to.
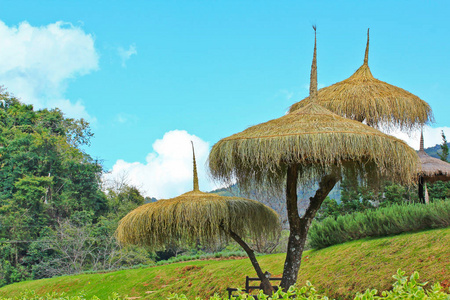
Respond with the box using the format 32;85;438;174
424;143;450;159
144;196;158;203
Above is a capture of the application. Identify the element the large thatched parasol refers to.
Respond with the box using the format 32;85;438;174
116;143;280;294
288;29;432;130
209;28;420;290
417;130;450;203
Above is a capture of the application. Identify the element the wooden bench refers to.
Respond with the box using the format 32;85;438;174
227;276;282;299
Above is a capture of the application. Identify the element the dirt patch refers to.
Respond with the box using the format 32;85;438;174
202;256;247;261
440;279;450;289
181;265;203;274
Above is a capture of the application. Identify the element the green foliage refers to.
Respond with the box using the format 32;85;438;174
0;90;105;230
308;200;450;249
354;269;450;300
317;180;417;222
428;181;450;200
438;130;449;162
0;89;144;287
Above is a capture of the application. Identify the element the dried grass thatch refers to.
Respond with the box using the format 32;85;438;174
209;29;420;191
115;144;280;250
418;131;450;183
116;190;280;249
289;29;432;130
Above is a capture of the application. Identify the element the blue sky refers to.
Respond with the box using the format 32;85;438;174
1;1;449;198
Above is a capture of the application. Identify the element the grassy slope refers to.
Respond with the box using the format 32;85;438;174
1;228;449;300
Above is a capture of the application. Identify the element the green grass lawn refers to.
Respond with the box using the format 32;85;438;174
1;227;449;299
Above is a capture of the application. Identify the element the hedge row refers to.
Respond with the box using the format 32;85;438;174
308;200;450;249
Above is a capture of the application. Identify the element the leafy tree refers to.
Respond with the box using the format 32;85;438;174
0;88;108;286
438;130;449;162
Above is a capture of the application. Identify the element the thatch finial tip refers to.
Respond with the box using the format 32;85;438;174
191;141;200;191
309;25;318;102
420;127;425;152
364;28;370;65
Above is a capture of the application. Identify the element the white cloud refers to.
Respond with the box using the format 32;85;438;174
114;113;138;124
386;126;450;150
51;98;97;124
0;20;98;121
104;130;222;199
118;44;137;67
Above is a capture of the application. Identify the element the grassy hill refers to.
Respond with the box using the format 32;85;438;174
1;227;449;299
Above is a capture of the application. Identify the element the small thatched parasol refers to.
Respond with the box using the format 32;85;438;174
417;130;450;203
209;27;420;290
116;143;280;294
288;29;433;130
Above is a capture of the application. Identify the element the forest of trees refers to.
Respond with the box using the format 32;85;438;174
0;89;151;287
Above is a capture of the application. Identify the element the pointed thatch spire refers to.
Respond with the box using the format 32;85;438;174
364;28;369;65
289;28;433;130
309;26;318;102
419;127;425;153
209;28;420;189
191;141;199;191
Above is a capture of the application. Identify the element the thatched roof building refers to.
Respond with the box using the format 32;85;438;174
418;131;450;183
288;29;432;130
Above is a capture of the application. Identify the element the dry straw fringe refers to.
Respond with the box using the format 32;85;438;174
115;191;280;250
209;102;420;192
116;143;281;250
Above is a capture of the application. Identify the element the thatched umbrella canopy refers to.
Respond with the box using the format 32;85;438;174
288;29;432;130
116;143;280;294
417;130;450;203
209;28;419;290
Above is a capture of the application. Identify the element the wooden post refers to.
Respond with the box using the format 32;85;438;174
418;176;425;204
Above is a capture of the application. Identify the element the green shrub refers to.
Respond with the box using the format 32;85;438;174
308;200;450;249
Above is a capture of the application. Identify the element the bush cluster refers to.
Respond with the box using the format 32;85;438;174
308;200;450;249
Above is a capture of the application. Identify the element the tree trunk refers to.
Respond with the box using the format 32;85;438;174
280;167;339;290
225;227;274;295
